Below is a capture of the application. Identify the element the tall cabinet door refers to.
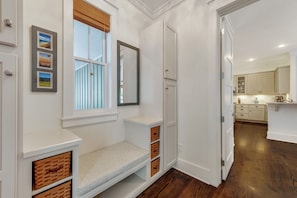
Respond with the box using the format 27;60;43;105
0;0;17;46
164;79;177;169
0;53;17;197
164;24;177;80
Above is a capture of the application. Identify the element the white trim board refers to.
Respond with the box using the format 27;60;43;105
207;0;260;187
267;130;297;144
128;0;185;19
175;159;210;185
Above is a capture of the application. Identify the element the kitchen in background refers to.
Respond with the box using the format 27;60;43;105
233;65;290;123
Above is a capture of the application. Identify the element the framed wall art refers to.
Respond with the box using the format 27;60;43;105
32;25;57;92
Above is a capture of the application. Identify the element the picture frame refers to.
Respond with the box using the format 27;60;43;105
37;51;53;70
37;71;53;89
37;31;53;51
32;25;57;92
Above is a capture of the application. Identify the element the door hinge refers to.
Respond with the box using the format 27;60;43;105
221;160;225;166
221;116;225;122
221;72;224;79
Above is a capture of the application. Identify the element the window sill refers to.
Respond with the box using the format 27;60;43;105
62;111;118;128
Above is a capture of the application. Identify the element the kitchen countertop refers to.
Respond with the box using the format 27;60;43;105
234;103;267;105
267;102;297;105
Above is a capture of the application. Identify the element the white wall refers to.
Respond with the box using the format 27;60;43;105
21;0;151;155
267;103;297;144
19;0;267;189
156;0;213;183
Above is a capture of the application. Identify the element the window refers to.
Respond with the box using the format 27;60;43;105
73;20;106;110
62;0;117;128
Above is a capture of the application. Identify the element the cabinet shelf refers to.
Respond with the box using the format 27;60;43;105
99;169;147;198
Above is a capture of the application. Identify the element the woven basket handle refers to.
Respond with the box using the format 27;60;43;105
46;165;64;174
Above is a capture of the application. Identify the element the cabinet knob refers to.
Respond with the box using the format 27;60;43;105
4;70;13;76
4;19;13;28
165;69;169;72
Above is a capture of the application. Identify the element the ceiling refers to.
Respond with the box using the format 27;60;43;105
128;0;184;19
228;0;297;74
127;0;297;74
140;0;170;11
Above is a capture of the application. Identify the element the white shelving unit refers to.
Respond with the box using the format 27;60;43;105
22;131;82;197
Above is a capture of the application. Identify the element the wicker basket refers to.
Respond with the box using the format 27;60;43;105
33;152;72;190
150;126;160;142
33;180;72;198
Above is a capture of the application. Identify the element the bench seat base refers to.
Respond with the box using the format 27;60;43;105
78;141;149;198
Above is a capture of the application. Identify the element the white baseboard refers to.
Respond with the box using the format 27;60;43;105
267;130;297;144
175;158;210;184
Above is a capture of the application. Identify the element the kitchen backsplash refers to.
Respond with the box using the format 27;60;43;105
233;94;287;104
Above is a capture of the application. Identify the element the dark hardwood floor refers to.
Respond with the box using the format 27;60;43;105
137;122;297;198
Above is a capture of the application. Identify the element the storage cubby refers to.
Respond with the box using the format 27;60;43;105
124;117;163;178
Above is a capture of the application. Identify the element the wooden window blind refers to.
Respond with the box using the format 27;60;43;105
73;0;110;32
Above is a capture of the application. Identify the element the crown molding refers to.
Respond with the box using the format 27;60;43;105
128;0;185;19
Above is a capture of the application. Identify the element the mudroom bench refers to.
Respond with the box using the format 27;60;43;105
77;141;150;198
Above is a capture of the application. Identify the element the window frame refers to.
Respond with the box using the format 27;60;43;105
62;0;118;128
73;20;107;110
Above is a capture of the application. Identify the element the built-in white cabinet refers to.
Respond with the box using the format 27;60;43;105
0;0;17;46
275;66;290;94
124;118;163;178
164;24;177;80
247;71;274;94
0;53;17;198
235;104;266;123
22;131;81;198
140;20;178;171
164;79;177;170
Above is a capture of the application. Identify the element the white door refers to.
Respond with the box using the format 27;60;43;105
0;53;17;197
221;17;234;180
164;79;177;169
164;23;177;80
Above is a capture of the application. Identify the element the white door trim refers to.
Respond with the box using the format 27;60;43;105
207;0;260;187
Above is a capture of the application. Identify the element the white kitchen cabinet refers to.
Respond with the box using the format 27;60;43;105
247;71;274;94
0;0;17;46
164;24;177;80
247;73;261;94
275;66;290;94
164;79;177;170
235;104;266;123
261;71;275;94
248;105;265;121
234;75;247;94
235;104;249;119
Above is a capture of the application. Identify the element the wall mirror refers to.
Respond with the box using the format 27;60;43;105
117;41;139;106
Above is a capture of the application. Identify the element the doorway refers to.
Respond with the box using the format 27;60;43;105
208;0;262;186
217;1;296;183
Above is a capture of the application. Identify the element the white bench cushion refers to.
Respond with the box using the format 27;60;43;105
78;141;149;197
